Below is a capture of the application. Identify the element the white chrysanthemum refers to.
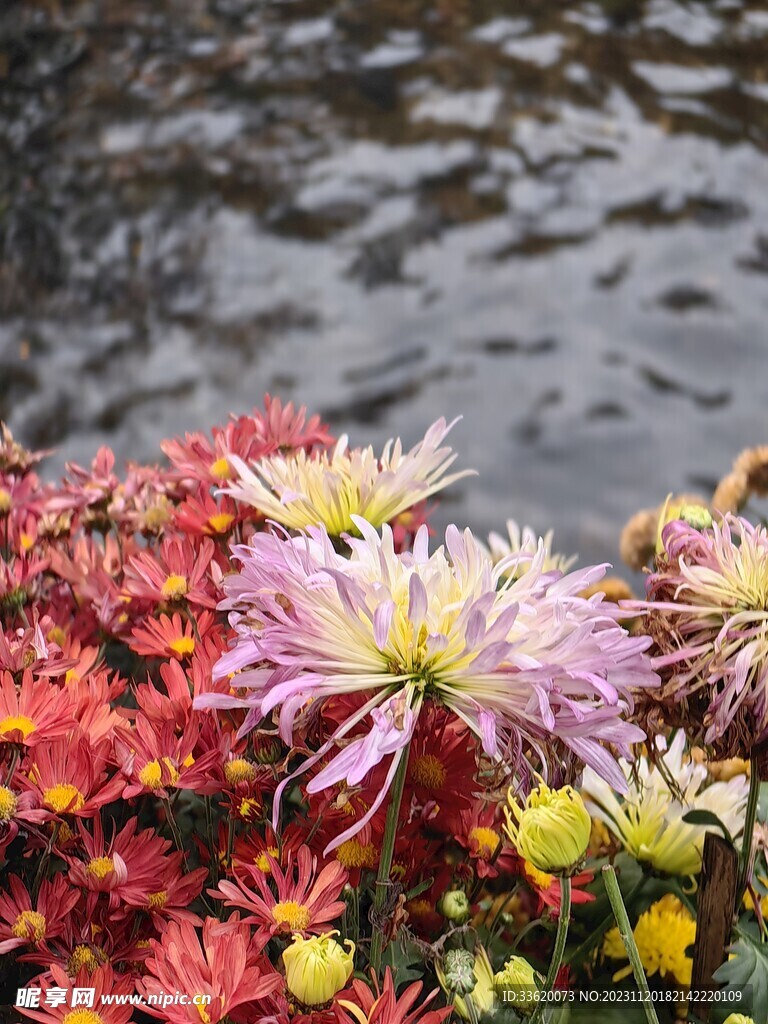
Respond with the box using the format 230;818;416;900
581;731;748;876
484;520;576;579
222;417;472;535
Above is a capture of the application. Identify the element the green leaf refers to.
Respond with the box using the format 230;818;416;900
681;809;734;846
713;927;768;1024
381;937;426;988
405;876;434;901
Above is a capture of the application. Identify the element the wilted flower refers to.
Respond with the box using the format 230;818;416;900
283;931;354;1007
200;518;656;851
582;731;747;876
504;782;591;875
222;418;472;535
637;514;768;756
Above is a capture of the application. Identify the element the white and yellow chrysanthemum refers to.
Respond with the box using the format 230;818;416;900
484;520;576;579
222;417;472;535
199;516;657;852
581;731;747;876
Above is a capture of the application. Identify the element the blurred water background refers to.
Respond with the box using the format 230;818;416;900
1;0;767;569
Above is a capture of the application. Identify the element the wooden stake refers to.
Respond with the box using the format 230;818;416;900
690;832;738;1022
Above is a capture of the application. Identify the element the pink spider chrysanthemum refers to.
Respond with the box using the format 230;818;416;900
198;517;657;852
635;513;768;756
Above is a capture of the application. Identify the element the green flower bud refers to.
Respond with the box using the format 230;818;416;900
442;949;477;996
437;947;496;1021
438;889;470;923
679;504;713;530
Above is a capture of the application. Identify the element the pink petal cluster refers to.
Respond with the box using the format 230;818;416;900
199;517;657;850
636;513;768;754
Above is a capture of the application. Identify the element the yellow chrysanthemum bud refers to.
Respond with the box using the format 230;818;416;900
282;931;354;1007
723;1015;755;1024
494;955;541;1017
504;782;591;875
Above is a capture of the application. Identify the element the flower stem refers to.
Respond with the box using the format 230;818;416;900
602;865;660;1024
369;746;410;974
529;877;571;1024
737;752;760;902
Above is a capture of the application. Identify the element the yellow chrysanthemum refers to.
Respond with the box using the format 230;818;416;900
603;894;696;986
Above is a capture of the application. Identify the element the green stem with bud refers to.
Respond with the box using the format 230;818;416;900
529;876;571;1024
602;865;660;1024
369;745;410;974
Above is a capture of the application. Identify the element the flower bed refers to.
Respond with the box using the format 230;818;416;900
0;402;765;1024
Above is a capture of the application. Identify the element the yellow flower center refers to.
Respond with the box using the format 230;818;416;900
210;457;232;480
43;784;85;814
58;820;76;843
224;758;256;785
169;636;195;656
207;512;235;534
148;890;168;910
0;786;18;820
524;860;555;889
0;714;35;739
144;504;171;531
272;900;311;931
469;826;500;858
238;796;261;820
47;626;68;646
410;753;447;790
62;1012;105;1024
0;488;11;514
139;758;179;789
161;574;188;600
335;838;378;870
12;910;46;942
254;847;280;873
67;944;107;975
87;856;114;880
